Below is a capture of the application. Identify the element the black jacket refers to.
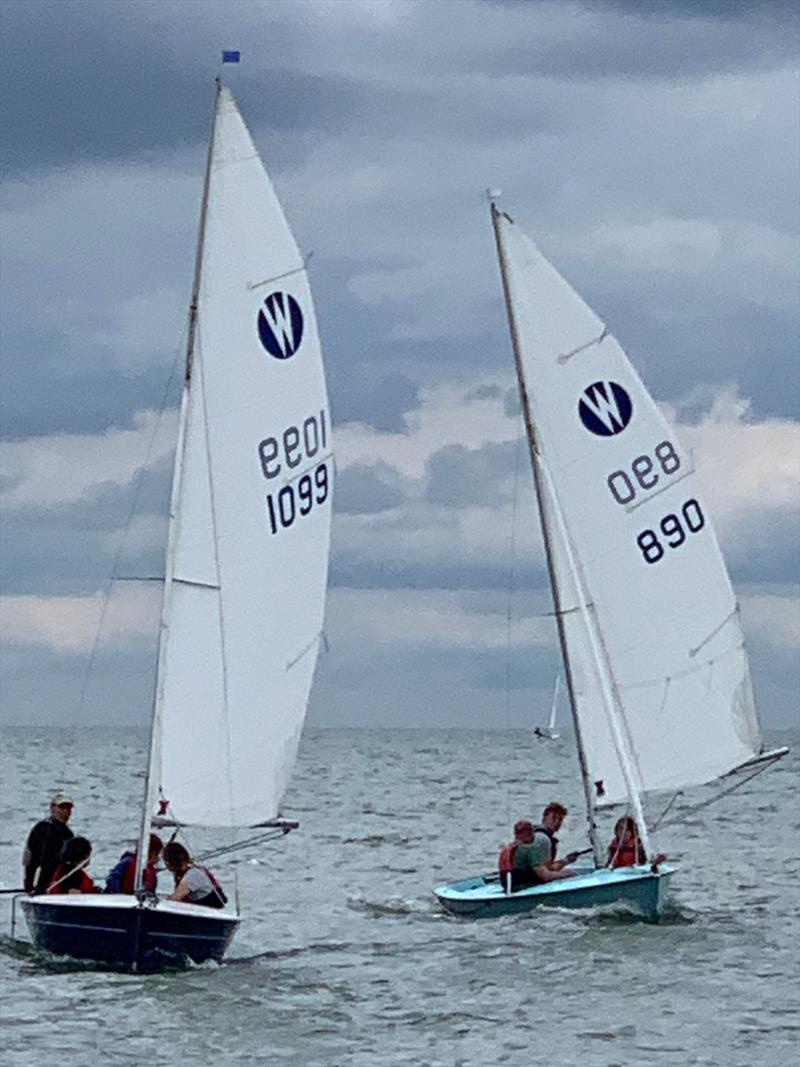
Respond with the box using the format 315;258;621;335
23;818;74;893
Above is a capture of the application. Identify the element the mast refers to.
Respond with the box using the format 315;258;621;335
133;79;222;894
537;460;653;859
489;200;602;866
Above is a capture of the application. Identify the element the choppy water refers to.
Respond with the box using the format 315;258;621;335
0;726;798;1066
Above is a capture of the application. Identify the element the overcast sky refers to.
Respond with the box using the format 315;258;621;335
0;0;798;731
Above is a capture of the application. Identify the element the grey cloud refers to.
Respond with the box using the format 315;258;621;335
0;642;157;727
467;643;557;693
0;458;171;594
334;462;410;516
465;384;503;402
491;0;799;81
331;369;422;434
425;441;518;507
4;0;796;181
589;280;800;422
724;510;800;586
329;554;545;593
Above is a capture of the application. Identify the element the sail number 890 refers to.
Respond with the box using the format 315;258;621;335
266;463;329;535
636;499;705;564
607;441;680;506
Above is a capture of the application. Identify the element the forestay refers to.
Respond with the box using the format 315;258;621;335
149;89;333;827
497;212;762;805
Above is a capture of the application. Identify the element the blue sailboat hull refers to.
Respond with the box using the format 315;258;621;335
434;864;676;919
20;894;240;972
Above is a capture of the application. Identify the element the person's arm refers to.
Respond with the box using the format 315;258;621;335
167;874;192;902
533;863;577;882
551;851;579;871
22;824;44;892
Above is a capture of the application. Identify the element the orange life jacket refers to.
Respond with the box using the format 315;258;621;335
498;842;517;875
608;837;645;868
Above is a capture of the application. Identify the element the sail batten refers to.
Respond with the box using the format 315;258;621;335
496;210;763;808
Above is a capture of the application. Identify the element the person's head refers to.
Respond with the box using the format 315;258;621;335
162;841;191;874
147;834;164;863
541;802;568;832
50;792;74;824
614;816;638;842
513;819;535;844
61;836;91;871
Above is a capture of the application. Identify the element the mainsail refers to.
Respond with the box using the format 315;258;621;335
147;88;333;828
494;207;763;807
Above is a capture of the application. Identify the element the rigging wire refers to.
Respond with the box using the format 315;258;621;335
649;757;779;832
502;417;523;830
66;332;186;756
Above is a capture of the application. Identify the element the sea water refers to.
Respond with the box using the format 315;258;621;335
0;726;797;1067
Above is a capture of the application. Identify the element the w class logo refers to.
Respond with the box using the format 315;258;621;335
578;381;633;437
257;292;304;360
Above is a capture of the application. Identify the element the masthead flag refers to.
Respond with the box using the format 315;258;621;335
222;50;241;63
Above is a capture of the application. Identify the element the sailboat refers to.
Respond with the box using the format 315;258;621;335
434;201;787;919
533;675;561;740
20;80;333;969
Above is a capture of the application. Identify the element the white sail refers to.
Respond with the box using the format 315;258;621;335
151;89;333;827
497;210;762;806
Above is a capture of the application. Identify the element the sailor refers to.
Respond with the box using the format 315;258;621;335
22;792;75;894
607;816;647;867
498;819;535;891
607;816;668;871
105;833;163;894
510;801;579;888
163;842;228;909
47;836;97;894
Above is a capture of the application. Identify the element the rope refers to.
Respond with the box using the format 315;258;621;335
651;759;776;831
46;857;91;893
649;791;682;833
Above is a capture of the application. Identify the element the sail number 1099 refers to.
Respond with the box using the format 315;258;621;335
257;411;330;536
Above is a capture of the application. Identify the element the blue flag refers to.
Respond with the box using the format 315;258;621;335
222;50;241;64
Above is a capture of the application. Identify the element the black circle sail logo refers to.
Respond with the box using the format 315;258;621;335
257;291;304;360
578;381;633;437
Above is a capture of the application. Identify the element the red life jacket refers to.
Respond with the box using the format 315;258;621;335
48;867;95;894
608;837;645;868
118;854;158;894
498;842;517;875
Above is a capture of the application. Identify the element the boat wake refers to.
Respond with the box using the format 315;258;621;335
577;899;696;926
346;894;441;919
